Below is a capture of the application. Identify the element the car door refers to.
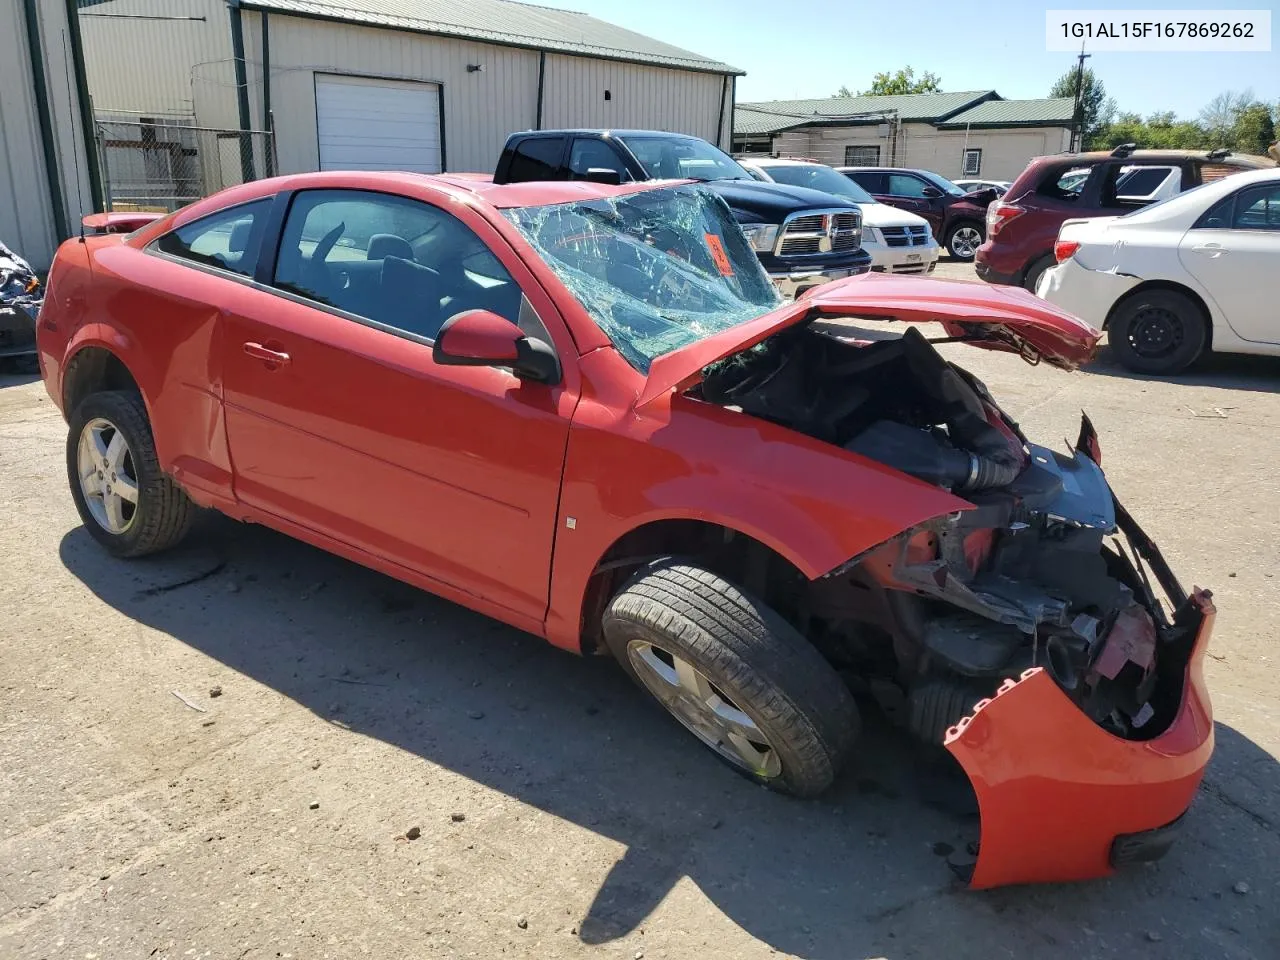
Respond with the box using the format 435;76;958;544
219;186;579;622
502;135;569;182
885;173;945;235
1179;181;1280;344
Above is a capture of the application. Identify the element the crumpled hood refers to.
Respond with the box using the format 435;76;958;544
703;179;862;220
637;273;1100;407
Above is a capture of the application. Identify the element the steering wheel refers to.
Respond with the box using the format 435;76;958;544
706;345;789;401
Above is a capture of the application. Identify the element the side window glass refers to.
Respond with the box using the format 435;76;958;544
153;199;271;276
568;139;628;180
1195;195;1235;229
888;174;928;198
848;171;884;193
1231;185;1280;231
507;137;566;181
271;189;523;340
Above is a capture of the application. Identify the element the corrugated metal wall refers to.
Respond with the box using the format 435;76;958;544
540;54;727;145
1;0;93;270
240;13;731;175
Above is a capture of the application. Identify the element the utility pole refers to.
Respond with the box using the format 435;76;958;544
1070;42;1091;152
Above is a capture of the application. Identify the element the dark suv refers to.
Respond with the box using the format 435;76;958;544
494;130;872;297
976;146;1277;291
838;167;995;261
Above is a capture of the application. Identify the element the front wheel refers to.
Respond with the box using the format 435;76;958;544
945;221;984;261
602;560;858;797
1107;289;1208;375
66;390;195;557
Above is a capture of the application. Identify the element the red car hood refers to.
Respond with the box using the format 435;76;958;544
637;274;1100;408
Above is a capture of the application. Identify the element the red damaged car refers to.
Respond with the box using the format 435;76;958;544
37;172;1214;889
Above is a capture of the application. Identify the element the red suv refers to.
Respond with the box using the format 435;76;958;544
976;146;1276;291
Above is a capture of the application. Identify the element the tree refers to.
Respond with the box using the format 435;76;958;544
1232;102;1276;155
1050;67;1114;148
851;67;941;97
1199;89;1254;143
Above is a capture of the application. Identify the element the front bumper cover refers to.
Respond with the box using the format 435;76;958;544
0;303;38;358
942;439;1215;889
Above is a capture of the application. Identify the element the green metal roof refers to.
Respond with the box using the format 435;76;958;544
939;98;1076;128
734;91;995;135
240;0;742;74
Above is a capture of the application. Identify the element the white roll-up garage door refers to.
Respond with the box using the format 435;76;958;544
314;74;443;173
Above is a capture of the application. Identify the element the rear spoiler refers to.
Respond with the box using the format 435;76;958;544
81;212;164;234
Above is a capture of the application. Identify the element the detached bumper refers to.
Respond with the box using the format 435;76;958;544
945;590;1215;889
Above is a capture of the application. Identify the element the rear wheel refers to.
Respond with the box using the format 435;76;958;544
602;560;858;797
945;221;984;261
1021;255;1055;293
67;390;195;557
1107;289;1207;375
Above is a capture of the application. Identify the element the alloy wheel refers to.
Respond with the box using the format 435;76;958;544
949;226;982;259
76;417;139;534
627;639;783;778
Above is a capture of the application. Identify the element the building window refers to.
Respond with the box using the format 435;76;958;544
844;145;880;166
962;148;983;176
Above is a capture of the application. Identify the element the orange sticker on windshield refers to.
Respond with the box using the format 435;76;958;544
704;233;734;277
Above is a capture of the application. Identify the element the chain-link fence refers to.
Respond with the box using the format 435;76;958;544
95;119;275;213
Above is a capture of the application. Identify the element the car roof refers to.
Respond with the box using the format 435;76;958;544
740;157;824;166
1029;149;1277;170
509;129;704;140
835;167;933;175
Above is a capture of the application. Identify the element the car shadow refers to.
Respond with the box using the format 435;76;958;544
1083;345;1280;394
59;515;1280;959
0;362;40;387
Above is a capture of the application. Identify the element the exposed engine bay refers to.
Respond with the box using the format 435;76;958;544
694;320;1197;745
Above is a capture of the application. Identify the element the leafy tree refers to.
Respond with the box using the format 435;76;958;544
1199;89;1254;143
1232;102;1276;155
1050;67;1115;147
838;67;941;97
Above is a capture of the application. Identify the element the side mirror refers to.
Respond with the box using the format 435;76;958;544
921;186;944;199
433;309;560;384
583;167;622;185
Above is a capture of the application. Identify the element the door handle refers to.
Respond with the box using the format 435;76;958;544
1190;244;1230;257
243;341;291;366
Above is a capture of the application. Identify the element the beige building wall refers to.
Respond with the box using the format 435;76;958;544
1;0;94;270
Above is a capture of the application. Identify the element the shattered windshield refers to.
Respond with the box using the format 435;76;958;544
503;185;781;373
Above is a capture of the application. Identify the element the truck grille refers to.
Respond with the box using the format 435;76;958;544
776;210;862;257
880;224;932;247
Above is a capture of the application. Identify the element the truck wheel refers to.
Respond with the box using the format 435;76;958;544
67;390;195;557
1107;289;1207;375
602;560;858;797
945;222;984;261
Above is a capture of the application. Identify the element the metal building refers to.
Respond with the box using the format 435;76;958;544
2;0;97;271
76;0;741;206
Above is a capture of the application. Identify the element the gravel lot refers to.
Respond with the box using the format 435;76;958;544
2;258;1278;960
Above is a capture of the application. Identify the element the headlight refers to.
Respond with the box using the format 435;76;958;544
740;223;779;252
862;227;882;245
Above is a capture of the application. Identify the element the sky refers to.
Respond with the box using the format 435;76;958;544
556;0;1279;120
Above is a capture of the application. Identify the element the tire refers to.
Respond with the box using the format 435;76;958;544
1107;288;1208;375
66;389;194;557
602;560;858;797
1021;255;1055;294
945;221;984;261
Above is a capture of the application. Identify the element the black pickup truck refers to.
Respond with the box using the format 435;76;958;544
493;129;872;298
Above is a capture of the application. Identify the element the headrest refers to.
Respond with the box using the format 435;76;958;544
367;233;413;261
228;219;252;254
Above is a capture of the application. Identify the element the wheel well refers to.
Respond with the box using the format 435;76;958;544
579;519;807;654
1103;280;1213;348
62;347;140;416
947;218;984;236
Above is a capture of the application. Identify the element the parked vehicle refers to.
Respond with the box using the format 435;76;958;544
977;145;1277;292
38;172;1215;890
1039;167;1280;374
838;167;995;261
738;157;940;275
954;178;1011;196
493;130;872;297
0;241;42;365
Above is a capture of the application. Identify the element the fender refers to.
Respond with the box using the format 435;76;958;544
543;389;971;652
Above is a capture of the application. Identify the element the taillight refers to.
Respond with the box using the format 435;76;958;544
986;201;1024;237
1054;239;1080;262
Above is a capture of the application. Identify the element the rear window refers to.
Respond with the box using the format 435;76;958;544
506;137;565;181
153;199;271;276
1036;165;1092;201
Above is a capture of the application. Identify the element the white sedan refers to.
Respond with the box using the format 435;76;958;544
1038;167;1280;374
